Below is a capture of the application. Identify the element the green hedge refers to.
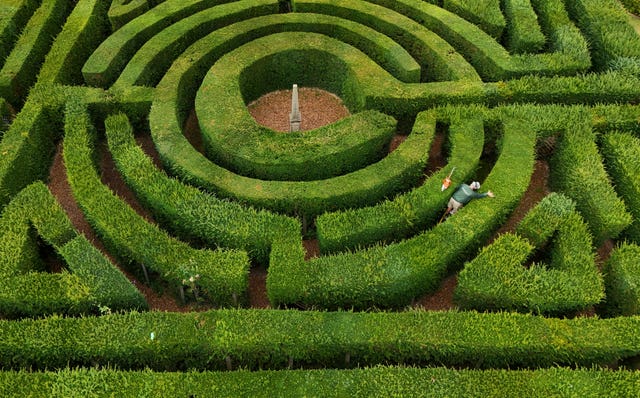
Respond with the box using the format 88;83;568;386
564;0;640;71
296;0;480;82
0;182;146;318
443;0;505;39
0;0;69;104
315;106;483;254
599;131;640;243
603;243;640;317
549;109;631;244
105;112;300;265
36;0;110;86
82;0;239;87
63;100;249;307
502;0;545;54
456;193;604;315
0;0;39;65
0;310;639;370
268;112;536;309
2;366;640;397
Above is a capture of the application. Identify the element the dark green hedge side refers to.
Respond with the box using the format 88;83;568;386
0;0;39;66
0;102;60;208
315;106;483;254
82;0;238;87
2;366;640;397
0;310;639;370
599;131;640;243
443;0;505;39
268;114;536;309
549;109;631;244
456;194;604;315
63;100;249;307
105;112;300;266
502;0;545;54
621;0;640;15
107;0;150;31
0;0;69;105
603;243;640;317
564;0;640;71
37;0;111;86
296;0;480;82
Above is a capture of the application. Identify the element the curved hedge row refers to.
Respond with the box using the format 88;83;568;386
443;0;504;39
105;112;299;266
63;100;249;307
0;0;39;65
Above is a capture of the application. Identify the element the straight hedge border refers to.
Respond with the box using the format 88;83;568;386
2;366;640;397
502;0;545;54
0;0;39;68
603;243;640;317
0;309;639;370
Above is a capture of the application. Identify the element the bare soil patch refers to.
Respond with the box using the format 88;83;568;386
248;87;350;132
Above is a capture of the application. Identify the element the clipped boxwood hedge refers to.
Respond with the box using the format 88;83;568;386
603;243;640;317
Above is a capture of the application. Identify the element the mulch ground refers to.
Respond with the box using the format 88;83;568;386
44;88;615;313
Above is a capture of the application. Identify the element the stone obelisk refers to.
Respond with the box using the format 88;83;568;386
289;84;301;132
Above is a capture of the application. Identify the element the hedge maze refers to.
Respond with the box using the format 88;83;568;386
2;0;640;394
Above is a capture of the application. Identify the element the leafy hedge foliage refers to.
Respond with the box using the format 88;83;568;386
0;310;639;370
564;0;640;71
63;100;249;306
37;0;110;86
105;112;299;265
603;243;640;317
2;366;640;397
0;182;146;318
549;108;631;244
456;193;604;315
0;0;69;104
82;0;241;87
599;131;640;243
108;0;151;31
620;0;640;15
0;0;39;64
502;0;545;54
443;0;505;39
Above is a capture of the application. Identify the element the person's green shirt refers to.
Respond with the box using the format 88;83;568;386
452;184;488;204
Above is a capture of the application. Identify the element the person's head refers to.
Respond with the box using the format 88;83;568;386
470;181;481;190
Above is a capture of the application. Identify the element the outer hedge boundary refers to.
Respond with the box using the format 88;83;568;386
0;309;639;370
2;366;640;397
